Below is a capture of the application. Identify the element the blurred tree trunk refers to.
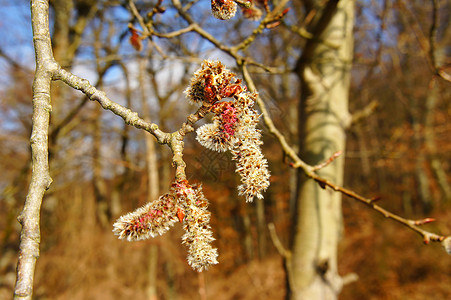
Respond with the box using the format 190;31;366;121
92;21;111;228
289;1;354;299
413;114;432;212
140;58;160;300
256;199;267;259
92;103;110;227
243;206;254;260
110;63;133;218
425;81;451;203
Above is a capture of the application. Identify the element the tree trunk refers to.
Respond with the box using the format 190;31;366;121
140;58;160;300
289;1;354;299
425;80;451;203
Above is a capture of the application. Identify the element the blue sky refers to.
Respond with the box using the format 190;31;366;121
0;1;34;72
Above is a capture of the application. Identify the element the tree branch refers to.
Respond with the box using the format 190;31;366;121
53;68;169;143
241;64;450;252
14;1;57;299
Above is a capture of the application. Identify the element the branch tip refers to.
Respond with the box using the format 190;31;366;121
312;150;343;171
413;218;436;226
368;196;381;203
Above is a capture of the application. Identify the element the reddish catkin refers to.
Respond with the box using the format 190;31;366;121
129;28;143;51
113;180;218;272
112;193;179;241
184;60;238;104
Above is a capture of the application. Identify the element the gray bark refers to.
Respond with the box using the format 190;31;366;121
14;1;57;299
289;1;354;299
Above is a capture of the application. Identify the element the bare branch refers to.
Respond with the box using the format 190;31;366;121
54;64;215;182
428;0;439;69
232;0;291;52
241;63;313;172
398;0;451;84
311;151;343;172
14;1;57;299
127;0;166;57
428;0;451;83
53;68;169;143
268;223;290;258
241;64;449;252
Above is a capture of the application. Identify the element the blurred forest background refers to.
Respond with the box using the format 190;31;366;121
1;0;451;299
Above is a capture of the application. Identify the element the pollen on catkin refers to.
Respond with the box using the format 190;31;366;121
232;92;270;202
193;61;270;202
175;182;219;271
112;193;179;241
113;180;219;272
184;60;239;104
196;102;239;152
211;0;237;20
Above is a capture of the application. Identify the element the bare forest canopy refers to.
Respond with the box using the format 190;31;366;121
1;0;451;299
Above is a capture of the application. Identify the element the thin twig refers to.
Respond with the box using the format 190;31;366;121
240;64;449;250
268;223;290;258
428;0;439;69
54;68;168;142
311;151;343;172
127;0;166;57
232;0;290;52
53;66;212;181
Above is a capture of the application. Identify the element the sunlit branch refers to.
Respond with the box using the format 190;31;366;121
232;0;290;52
170;0;278;72
54;68;168;142
240;63;313;171
240;64;449;252
54;65;214;181
152;23;197;39
127;0;166;57
14;1;57;299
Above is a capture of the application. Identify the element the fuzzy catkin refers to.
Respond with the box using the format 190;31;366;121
211;0;237;20
113;181;219;272
112;193;179;241
176;182;219;271
193;61;270;202
232;93;270;202
184;60;238;104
